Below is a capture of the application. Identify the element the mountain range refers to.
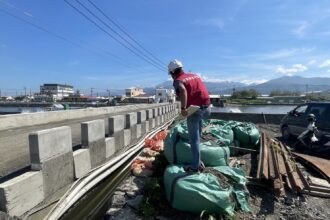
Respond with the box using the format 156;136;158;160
106;76;330;96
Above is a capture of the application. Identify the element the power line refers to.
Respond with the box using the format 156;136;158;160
64;0;166;72
87;0;166;66
0;6;152;74
73;0;166;71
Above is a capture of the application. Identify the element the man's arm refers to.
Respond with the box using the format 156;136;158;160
178;82;188;116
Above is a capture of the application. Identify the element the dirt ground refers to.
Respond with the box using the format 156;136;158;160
105;123;330;220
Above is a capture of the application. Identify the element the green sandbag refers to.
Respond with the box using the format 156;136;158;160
232;122;260;147
164;137;230;166
163;165;250;216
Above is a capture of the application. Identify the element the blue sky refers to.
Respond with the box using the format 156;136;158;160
1;0;330;95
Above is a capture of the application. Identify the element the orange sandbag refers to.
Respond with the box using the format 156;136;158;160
144;138;156;148
155;131;168;141
141;148;159;157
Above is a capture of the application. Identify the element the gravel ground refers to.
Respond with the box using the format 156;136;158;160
104;123;330;220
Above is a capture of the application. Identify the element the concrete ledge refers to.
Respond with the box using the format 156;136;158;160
141;121;149;134
73;149;91;179
29;126;72;166
108;115;125;135
105;137;115;158
153;108;158;117
0;171;44;217
149;118;155;129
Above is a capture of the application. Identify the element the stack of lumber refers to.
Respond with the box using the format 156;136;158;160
256;133;306;196
292;153;330;198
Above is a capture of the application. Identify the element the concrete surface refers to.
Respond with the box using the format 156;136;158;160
123;129;131;147
73;149;91;179
108;115;125;135
0;171;44;217
125;112;137;129
39;151;74;197
105;137;115;159
29;126;72;168
81;120;106;168
137;111;146;123
81;120;105;145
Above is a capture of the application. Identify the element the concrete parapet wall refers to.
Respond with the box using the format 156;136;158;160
210;112;285;125
0;103;171;132
0;171;44;217
0;103;179;218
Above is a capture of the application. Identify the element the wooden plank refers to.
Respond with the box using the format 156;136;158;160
229;158;237;167
308;176;330;188
275;145;287;177
303;189;330;198
309;185;330;194
293;152;330;182
268;140;276;179
261;133;269;179
256;134;263;179
280;142;304;192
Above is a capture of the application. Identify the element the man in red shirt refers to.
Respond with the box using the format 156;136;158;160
168;59;211;172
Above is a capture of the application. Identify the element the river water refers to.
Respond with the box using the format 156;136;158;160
0;104;297;115
211;105;296;114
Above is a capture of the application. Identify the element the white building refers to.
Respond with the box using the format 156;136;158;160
125;87;144;97
40;84;74;100
155;88;176;103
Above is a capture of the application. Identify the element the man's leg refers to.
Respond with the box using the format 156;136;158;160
187;110;202;170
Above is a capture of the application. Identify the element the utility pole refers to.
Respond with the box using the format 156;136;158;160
24;87;27;97
90;87;94;97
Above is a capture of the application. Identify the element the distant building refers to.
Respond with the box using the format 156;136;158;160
155;88;176;103
40;84;74;100
125;87;144;97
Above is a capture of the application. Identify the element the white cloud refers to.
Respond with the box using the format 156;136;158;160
319;59;330;68
327;70;330;73
292;21;310;38
307;59;317;65
276;64;308;76
240;79;268;85
194;18;225;30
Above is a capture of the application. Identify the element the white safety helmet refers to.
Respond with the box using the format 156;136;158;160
168;59;183;74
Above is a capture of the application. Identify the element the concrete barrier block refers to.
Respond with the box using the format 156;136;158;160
141;121;149;134
124;129;131;146
149;118;155;129
137;111;146;123
73;149;91;179
158;107;162;115
29;126;72;166
126;112;137;128
153;108;158;117
81;119;105;146
146;109;152;120
0;171;44;217
105;137;115;158
155;116;161;126
40;151;74;197
112;130;124;152
108;115;125;135
81;120;106;168
136;124;142;138
161;115;165;123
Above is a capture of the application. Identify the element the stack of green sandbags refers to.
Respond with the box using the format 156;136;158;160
163;119;251;216
164;120;231;166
